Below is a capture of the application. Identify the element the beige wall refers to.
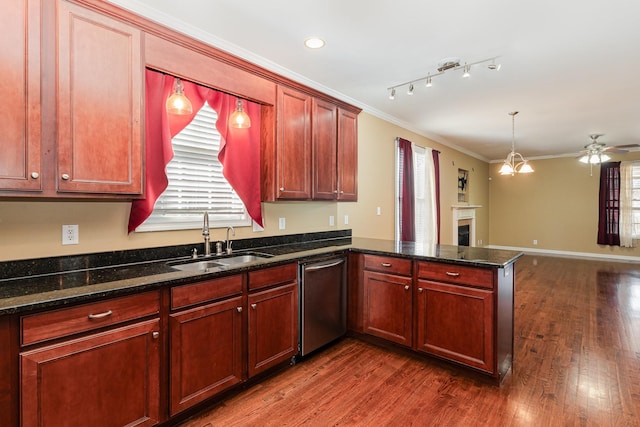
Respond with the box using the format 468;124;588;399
489;153;640;259
0;112;490;262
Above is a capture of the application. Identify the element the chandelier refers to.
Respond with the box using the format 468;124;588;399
499;111;534;175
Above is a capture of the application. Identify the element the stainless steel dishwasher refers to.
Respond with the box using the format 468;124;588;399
299;256;347;356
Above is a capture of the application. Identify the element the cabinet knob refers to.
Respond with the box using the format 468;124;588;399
30;172;39;179
61;173;70;180
404;285;410;290
418;288;423;293
152;331;159;339
237;307;243;313
279;187;284;191
333;190;338;194
251;303;257;310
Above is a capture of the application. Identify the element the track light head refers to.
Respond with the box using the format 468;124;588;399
389;88;396;100
407;83;414;95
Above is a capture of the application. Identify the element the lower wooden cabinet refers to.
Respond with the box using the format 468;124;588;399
20;319;160;427
248;282;298;377
169;296;244;416
363;270;412;347
415;280;494;373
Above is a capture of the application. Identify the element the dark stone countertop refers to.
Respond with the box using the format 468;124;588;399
0;234;522;316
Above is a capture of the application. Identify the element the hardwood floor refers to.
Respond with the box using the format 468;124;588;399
179;255;640;426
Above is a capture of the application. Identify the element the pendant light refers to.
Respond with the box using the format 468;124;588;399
166;78;192;115
229;98;251;128
499;111;534;175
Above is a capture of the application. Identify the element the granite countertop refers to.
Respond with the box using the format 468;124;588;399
0;234;523;316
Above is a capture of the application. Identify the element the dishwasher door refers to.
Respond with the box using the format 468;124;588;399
300;256;347;356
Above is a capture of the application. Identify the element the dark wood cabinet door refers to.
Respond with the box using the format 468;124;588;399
337;108;358;201
20;319;160;427
0;0;41;192
363;270;413;346
248;282;298;377
169;296;244;415
312;98;338;199
416;280;494;373
276;86;312;199
56;0;143;195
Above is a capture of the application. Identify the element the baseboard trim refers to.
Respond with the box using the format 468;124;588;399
486;245;640;263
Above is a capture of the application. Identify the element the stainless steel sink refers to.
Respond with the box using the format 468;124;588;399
170;260;225;272
169;252;272;272
216;254;268;266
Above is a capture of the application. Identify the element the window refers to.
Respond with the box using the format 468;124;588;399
631;163;640;238
137;102;251;232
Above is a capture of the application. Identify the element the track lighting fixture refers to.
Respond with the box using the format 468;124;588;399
387;56;500;99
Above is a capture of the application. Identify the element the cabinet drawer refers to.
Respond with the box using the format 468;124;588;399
417;262;494;289
363;254;412;276
21;292;159;346
171;274;244;310
248;263;297;291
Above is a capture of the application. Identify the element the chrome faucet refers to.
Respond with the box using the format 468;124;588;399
225;226;235;254
203;212;211;257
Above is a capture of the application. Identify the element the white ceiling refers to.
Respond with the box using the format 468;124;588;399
109;0;640;162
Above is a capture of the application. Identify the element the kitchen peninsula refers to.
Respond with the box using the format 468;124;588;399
0;231;522;426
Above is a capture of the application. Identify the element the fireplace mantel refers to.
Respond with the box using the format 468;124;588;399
452;205;482;246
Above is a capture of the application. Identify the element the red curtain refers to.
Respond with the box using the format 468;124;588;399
128;69;262;233
397;138;415;242
432;150;441;244
597;161;621;245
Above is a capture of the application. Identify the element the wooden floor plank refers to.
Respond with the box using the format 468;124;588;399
179;255;640;427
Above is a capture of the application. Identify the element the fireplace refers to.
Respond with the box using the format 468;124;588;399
452;205;480;247
458;223;470;246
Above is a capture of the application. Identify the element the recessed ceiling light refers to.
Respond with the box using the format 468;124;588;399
304;37;325;49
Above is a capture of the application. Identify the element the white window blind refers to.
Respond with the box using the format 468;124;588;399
137;102;250;232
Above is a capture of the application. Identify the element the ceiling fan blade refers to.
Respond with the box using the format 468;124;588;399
610;144;640;149
602;148;628;154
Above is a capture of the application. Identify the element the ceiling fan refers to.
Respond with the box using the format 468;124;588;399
578;134;639;175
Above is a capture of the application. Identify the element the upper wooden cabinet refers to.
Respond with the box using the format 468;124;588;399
56;0;143;195
275;85;312;199
264;85;359;201
0;0;42;192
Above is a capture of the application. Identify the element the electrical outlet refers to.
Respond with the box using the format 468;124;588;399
344;215;349;225
278;218;286;230
329;216;335;226
62;224;79;245
533;239;538;245
376;207;381;216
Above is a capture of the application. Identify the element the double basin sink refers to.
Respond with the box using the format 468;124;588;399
168;253;273;273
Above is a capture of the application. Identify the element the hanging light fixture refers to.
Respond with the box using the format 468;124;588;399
499;111;534;175
166;78;193;115
229;98;251;128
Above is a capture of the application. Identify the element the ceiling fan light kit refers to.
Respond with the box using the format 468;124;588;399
387;56;500;99
577;134;639;175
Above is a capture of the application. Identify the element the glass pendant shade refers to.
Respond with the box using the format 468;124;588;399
518;162;534;173
499;162;514;175
229;99;251;128
166;78;192;115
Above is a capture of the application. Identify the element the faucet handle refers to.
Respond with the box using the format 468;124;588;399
191;248;198;259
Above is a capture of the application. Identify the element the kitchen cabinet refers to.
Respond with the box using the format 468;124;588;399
0;0;42;192
247;263;298;377
169;275;245;416
415;261;495;373
20;292;161;427
362;255;413;347
55;0;144;195
265;85;359;201
275;85;312;199
336;108;358;201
